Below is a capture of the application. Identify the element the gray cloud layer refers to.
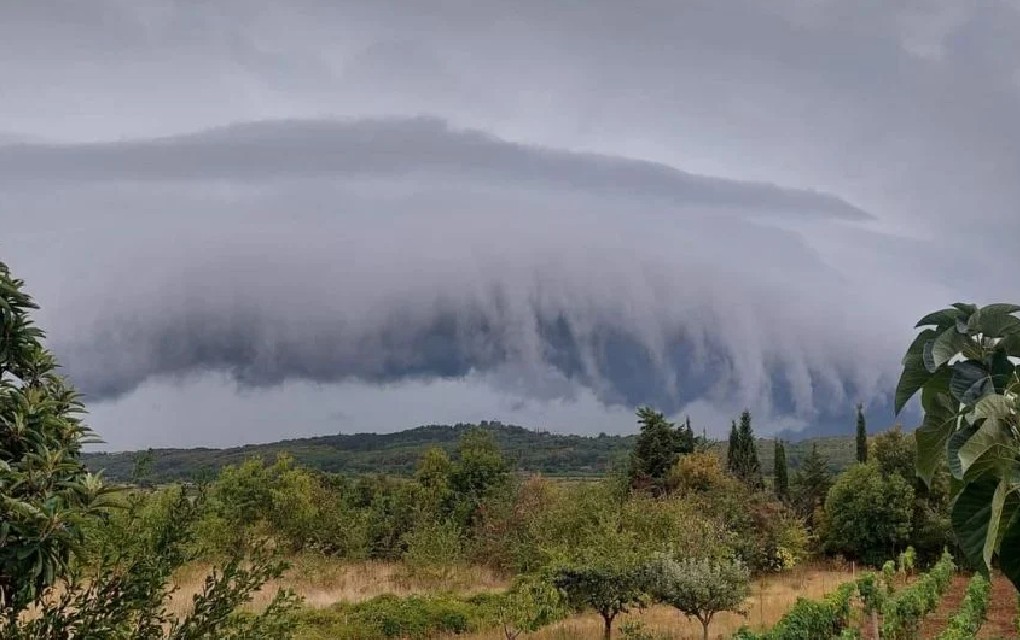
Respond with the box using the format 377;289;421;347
3;1;1020;445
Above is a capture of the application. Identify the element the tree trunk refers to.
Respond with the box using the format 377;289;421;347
702;618;711;640
602;613;613;640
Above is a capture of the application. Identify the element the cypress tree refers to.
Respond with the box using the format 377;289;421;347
726;420;739;474
735;409;761;485
773;439;789;501
855;403;868;464
679;415;696;455
629;407;681;494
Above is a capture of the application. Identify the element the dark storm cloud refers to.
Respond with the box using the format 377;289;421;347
0;118;868;220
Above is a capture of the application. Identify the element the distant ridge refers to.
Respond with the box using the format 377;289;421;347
83;421;857;483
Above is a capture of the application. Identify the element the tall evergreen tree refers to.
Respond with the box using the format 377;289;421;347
773;439;789;501
734;409;761;485
629;407;683;494
855;403;868;464
725;420;739;474
791;443;832;529
679;415;696;455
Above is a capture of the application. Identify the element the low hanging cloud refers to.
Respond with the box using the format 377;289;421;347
3;117;924;438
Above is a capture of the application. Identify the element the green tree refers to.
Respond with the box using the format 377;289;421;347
895;302;1020;587
823;463;915;565
629;407;687;495
855;403;868;464
0;262;111;619
553;562;645;640
644;554;750;640
726;420;739;474
730;410;761;486
773;439;789;502
0;261;297;637
449;428;510;528
791;443;832;530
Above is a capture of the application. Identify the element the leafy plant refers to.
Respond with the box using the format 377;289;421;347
732;580;856;640
895;303;1020;587
881;551;955;640
552;561;647;640
936;573;990;640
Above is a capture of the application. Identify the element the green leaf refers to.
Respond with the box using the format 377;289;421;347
902;329;937;365
984;478;1012;568
974;394;1013;420
915;308;962;330
958;418;1012;477
951;303;979;316
989;349;1015;394
916;376;956;486
951;475;999;572
950;360;993;405
999;508;1020;591
969;305;1020;338
933;326;968;369
895;354;933;415
948;421;980;480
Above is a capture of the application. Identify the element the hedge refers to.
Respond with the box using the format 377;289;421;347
935;574;990;640
880;551;955;640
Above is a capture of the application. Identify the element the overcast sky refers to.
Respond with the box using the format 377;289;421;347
3;1;1019;450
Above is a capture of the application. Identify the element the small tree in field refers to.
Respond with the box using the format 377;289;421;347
644;555;749;640
553;562;646;640
496;575;564;640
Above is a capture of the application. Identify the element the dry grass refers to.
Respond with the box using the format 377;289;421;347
165;555;509;617
451;564;858;640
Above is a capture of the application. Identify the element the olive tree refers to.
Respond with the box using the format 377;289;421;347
895;303;1020;587
644;554;749;640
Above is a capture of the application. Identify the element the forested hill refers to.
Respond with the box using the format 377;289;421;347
83;421;858;483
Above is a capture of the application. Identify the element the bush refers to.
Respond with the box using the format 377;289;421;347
644;554;749;640
881;551;955;640
735;581;856;640
936;574;990;640
823;463;914;566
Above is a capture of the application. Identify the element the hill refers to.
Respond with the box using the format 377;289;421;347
83;421;859;483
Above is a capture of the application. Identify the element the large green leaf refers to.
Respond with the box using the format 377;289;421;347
902;328;937;364
969;305;1020;338
988;349;1015;394
958;418;1013;477
951;474;999;572
895;354;933;415
915;308;962;330
974;394;1014;420
999;503;1020;591
934;328;966;367
950;360;993;406
948;421;980;480
951;303;979;316
915;374;956;485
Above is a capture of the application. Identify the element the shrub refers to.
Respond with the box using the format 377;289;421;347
936;574;990;640
733;581;856;640
881;551;955;640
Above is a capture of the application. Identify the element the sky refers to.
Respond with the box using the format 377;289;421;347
3;1;1020;450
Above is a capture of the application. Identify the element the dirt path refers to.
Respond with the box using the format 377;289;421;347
916;575;971;639
976;572;1017;639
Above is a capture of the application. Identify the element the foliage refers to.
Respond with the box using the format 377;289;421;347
493;574;565;640
790;443;832;532
856;403;868;464
880;551;955;640
734;580;856;640
295;593;491;639
0;260;297;638
0;261;113;619
6;485;299;639
628;407;692;495
895;302;1020;588
727;410;762;486
823;462;915;565
552;559;647;640
643;554;749;640
773;439;789;502
936;574;990;640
